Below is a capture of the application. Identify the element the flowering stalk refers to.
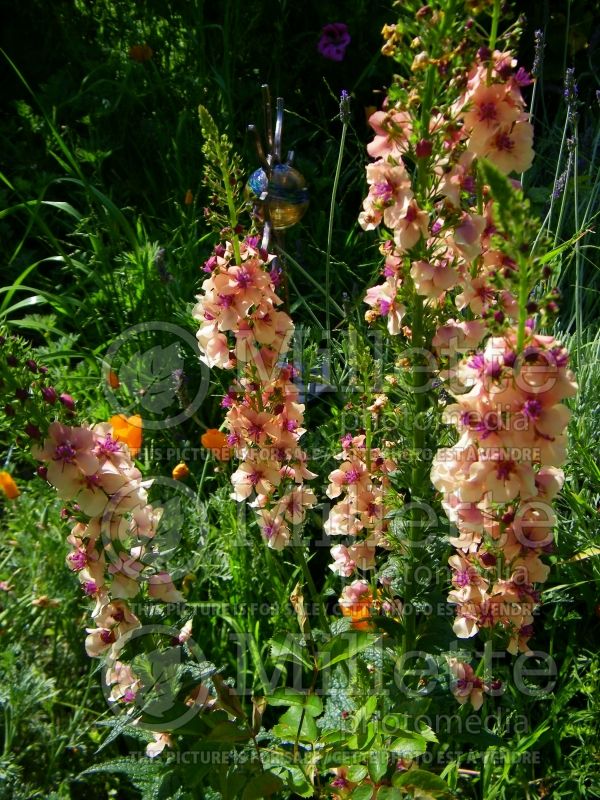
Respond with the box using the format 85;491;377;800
33;417;185;735
349;2;577;692
193;108;316;551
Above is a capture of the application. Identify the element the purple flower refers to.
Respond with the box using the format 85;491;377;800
317;23;351;62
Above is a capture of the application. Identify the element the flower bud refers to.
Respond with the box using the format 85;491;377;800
59;393;76;411
172;462;190;480
41;386;58;404
25;423;41;440
415;138;432;158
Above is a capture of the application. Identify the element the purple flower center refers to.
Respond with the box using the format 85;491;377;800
379;299;391;316
249;469;263;486
494;132;514;152
96;436;121;455
495;460;515;481
247;423;264;441
373;181;394;205
218;293;234;308
522;398;542;420
263;523;275;540
345;468;361;484
550;346;568;368
331;778;350;788
68;551;87;571
468;353;486;371
55;443;77;463
236;269;252;289
455;569;472;587
475;413;501;439
478;101;498;121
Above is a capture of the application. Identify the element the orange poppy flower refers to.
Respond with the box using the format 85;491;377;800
109;414;143;456
172;462;190;480
184;190;194;206
340;591;376;631
129;44;153;63
0;471;19;500
108;370;120;389
200;428;231;461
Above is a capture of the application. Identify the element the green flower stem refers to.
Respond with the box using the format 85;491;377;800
516;253;530;353
292;530;331;635
489;0;501;53
326;115;348;336
573;127;582;368
403;292;427;657
219;152;242;265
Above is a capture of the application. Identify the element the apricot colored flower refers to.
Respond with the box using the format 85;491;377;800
462;83;521;141
148;572;185;602
470;121;534;175
0;471;19;499
109;415;143;457
448;658;484;710
367;109;412;158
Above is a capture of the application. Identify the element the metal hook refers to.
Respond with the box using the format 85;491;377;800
261;84;274;167
273;97;284;164
261;219;272;251
247;124;269;171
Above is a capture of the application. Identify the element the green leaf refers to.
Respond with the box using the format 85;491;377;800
207;720;251;743
80;757;162;796
319;728;347;744
536;229;588;266
275;765;314;797
266;689;323;716
346;765;369;782
351;786;374;800
392;768;450;795
347;722;377;751
351;696;378;732
269;633;312;669
242;771;284;799
318;631;378;669
368;749;389;782
377;789;403;800
272;705;318;743
388;731;428;759
479;159;516;218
